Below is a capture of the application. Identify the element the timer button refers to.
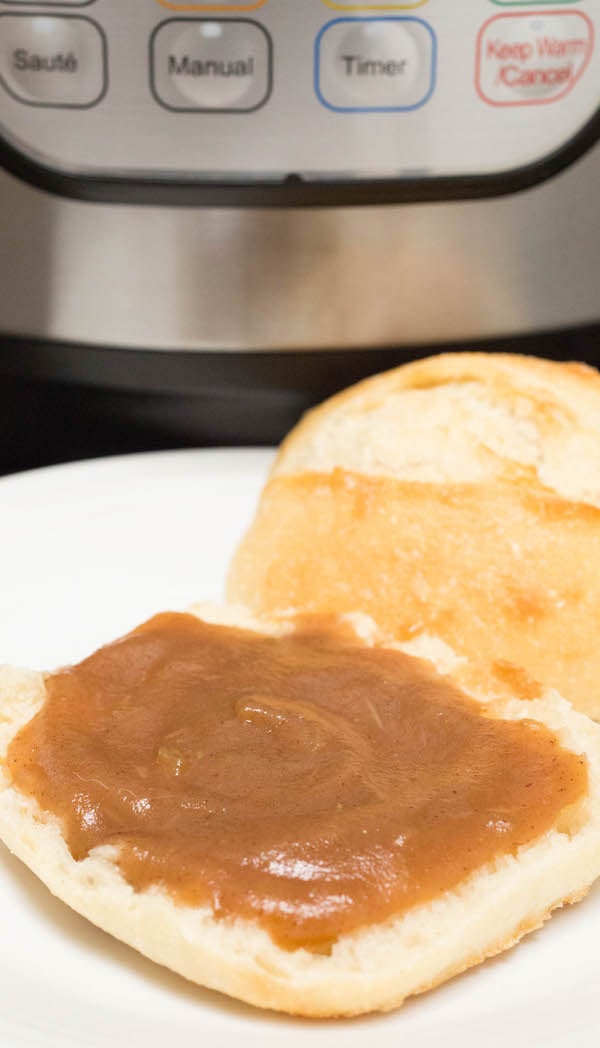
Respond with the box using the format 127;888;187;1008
316;18;436;112
151;19;272;112
0;14;106;108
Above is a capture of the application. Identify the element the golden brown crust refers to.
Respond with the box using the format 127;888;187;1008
276;352;600;472
230;352;600;719
229;471;600;718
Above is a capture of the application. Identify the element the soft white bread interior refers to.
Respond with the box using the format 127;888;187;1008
1;603;600;1018
228;352;600;719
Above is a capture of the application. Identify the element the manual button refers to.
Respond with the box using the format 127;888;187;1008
151;19;272;112
0;15;107;108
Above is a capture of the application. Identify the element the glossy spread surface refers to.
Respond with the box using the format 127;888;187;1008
7;613;587;951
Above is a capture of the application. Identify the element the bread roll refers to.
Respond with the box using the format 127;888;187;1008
1;603;600;1017
228;352;600;719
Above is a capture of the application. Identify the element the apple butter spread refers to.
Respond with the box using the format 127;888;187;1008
6;612;587;951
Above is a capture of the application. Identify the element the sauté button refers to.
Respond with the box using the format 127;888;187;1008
316;18;436;111
476;11;593;105
0;15;106;107
2;1;95;6
151;19;272;111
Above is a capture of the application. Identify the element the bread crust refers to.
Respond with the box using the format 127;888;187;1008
275;353;600;500
228;353;600;719
1;607;600;1018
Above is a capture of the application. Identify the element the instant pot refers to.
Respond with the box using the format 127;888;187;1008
0;0;599;470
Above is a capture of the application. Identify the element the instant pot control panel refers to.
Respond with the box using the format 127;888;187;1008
0;0;599;198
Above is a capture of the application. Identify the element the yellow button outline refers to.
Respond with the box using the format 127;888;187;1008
322;1;428;10
157;1;267;12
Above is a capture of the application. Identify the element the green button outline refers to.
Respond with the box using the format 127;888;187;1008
491;1;581;5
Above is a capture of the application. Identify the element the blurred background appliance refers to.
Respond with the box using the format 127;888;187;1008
0;1;599;472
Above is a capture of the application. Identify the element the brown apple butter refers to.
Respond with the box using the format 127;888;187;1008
6;612;587;951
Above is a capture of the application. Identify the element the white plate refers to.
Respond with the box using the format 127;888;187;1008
0;448;598;1048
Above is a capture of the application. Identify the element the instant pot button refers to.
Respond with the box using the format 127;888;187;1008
151;19;272;112
0;15;106;108
476;11;594;106
316;18;436;112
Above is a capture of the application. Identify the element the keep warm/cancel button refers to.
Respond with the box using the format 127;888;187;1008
476;11;593;106
151;19;272;112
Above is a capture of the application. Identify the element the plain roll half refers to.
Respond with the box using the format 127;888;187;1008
228;352;600;719
2;604;600;1017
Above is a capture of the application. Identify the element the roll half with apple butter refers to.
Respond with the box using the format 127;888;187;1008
1;603;599;1017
